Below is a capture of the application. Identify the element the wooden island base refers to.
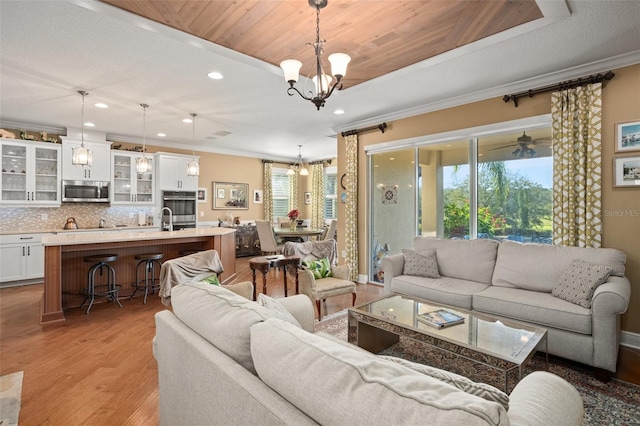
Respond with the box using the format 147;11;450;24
40;228;236;324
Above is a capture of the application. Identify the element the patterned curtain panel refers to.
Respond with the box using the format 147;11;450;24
311;163;325;229
263;162;273;223
551;82;603;248
345;134;359;280
289;172;298;211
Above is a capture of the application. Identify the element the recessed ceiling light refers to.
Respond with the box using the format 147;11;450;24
94;103;108;108
334;109;344;115
157;133;166;137
207;72;223;80
182;118;192;123
389;157;395;161
84;122;95;127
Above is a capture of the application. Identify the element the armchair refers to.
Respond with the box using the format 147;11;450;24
283;240;356;320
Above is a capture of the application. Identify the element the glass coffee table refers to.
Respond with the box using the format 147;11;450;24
348;293;547;392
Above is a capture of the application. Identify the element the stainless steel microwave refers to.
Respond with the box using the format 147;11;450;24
62;180;110;203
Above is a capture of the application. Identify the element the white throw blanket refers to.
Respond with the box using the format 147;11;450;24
159;250;224;306
282;240;337;265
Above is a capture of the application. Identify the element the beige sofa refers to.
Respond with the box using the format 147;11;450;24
382;237;631;374
154;281;583;425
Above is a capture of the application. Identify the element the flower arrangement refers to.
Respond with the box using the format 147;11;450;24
287;209;300;221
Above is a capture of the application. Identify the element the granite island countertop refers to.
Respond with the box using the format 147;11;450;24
41;227;235;246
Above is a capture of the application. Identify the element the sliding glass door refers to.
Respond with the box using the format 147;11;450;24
368;123;552;284
369;148;416;283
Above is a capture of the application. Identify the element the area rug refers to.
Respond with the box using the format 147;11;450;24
315;313;640;426
0;371;23;426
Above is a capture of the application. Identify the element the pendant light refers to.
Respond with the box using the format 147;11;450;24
287;145;309;175
136;103;152;174
71;90;93;167
186;113;200;176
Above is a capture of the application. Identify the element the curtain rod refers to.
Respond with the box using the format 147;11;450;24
309;159;332;165
341;122;387;137
503;71;615;107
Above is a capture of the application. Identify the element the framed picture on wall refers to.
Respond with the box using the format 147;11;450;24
197;187;207;203
253;189;263;204
616;120;640;153
304;192;311;205
613;155;640;187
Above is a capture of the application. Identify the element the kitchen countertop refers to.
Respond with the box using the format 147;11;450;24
41;227;235;246
0;225;159;236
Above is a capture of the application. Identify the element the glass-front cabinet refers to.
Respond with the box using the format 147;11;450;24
1;139;61;206
111;151;154;205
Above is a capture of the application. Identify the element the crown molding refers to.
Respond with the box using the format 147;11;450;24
335;50;640;134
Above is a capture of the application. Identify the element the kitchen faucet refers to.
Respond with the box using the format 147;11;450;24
161;207;173;231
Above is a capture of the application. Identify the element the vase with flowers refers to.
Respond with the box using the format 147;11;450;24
287;209;299;230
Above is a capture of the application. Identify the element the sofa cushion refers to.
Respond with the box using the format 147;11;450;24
171;282;274;374
402;249;440;278
257;293;301;328
391;275;488;310
251;318;509;426
551;259;613;308
379;356;509;411
473;286;592;335
492;241;626;292
412;237;499;284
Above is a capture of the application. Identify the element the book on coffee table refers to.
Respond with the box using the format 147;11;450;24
417;309;465;328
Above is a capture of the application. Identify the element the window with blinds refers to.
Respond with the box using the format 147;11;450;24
324;166;337;220
272;168;290;219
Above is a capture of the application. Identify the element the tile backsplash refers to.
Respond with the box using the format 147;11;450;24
0;205;156;233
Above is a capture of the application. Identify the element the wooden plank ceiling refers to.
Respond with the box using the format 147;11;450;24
100;0;542;88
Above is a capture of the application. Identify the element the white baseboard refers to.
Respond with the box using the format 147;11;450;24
621;330;640;350
357;274;368;284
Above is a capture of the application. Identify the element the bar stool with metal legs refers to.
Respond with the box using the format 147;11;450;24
80;254;122;314
130;253;163;304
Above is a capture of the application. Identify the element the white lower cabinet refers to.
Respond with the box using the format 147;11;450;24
0;233;51;284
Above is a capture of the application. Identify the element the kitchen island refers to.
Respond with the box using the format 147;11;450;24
40;227;236;324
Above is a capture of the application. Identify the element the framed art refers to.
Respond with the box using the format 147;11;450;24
304;191;311;205
253;189;263;204
213;182;249;209
197;187;207;203
616;120;640;152
613;155;640;188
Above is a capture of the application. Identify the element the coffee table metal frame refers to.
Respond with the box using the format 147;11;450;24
348;293;548;392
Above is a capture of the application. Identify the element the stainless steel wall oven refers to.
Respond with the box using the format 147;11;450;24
162;191;196;230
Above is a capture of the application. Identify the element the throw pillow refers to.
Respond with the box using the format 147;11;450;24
302;257;333;280
200;274;220;285
402;249;440;278
257;294;301;328
551;259;613;309
379;355;509;410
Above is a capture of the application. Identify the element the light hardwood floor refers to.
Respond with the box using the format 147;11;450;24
1;257;637;424
0;256;383;425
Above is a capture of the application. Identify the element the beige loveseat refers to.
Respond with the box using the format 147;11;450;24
382;237;631;374
154;281;583;425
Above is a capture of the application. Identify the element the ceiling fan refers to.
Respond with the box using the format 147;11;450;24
489;132;551;158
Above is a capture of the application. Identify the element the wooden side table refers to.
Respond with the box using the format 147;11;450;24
248;255;301;301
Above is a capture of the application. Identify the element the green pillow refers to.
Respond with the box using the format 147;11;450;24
302;258;333;280
201;274;220;286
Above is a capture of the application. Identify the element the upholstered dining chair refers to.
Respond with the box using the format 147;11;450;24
255;220;284;255
282;239;356;320
323;219;337;241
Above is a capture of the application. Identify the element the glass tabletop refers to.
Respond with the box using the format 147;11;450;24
351;294;546;364
273;227;324;236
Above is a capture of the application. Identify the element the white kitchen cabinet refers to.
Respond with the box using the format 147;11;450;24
1;139;61;206
61;138;112;181
155;153;199;191
0;233;51;283
111;151;155;205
